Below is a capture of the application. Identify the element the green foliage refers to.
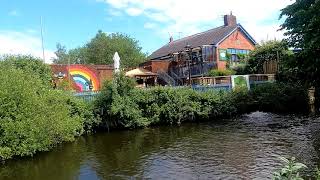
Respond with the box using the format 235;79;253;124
232;63;248;75
225;52;231;61
272;157;307;180
208;69;236;77
94;77;308;130
248;82;309;113
236;53;246;60
0;55;52;86
280;0;320;87
53;31;147;68
280;0;320;51
52;43;87;64
0;63;96;161
245;40;293;74
94;73;142;129
315;168;320;180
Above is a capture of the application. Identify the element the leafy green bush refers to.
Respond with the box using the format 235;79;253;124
0;62;95;160
248;82;309;113
231;63;248;75
0;55;52;86
94;74;308;130
273;157;307;180
94;73;146;129
208;69;236;77
245;40;293;74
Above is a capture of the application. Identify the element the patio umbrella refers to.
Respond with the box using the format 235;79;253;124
113;52;120;73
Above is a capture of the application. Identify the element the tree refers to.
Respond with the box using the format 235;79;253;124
52;43;68;64
280;0;320;86
245;40;293;74
85;31;147;67
52;43;86;64
52;30;147;68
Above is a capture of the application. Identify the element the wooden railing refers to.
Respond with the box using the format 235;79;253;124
191;74;275;86
249;74;275;82
192;76;231;86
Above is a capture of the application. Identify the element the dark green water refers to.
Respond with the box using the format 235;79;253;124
1;112;320;180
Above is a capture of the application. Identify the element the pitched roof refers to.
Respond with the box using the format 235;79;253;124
149;24;256;60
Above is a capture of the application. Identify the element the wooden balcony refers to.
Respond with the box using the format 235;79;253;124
191;74;275;86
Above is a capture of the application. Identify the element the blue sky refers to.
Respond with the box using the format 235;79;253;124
0;0;292;63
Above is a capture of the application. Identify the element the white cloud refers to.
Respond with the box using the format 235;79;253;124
126;7;143;16
246;23;286;43
144;22;157;29
8;10;20;16
99;0;293;43
0;30;56;64
107;8;122;16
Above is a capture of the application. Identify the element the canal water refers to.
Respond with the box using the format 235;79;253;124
1;112;320;180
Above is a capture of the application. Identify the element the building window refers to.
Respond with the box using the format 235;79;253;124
226;48;250;61
202;45;214;62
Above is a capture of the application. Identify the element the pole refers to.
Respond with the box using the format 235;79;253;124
188;54;191;86
276;50;280;73
40;16;45;63
185;44;192;86
68;57;71;90
201;61;204;85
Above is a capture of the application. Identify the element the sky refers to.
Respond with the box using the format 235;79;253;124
0;0;293;63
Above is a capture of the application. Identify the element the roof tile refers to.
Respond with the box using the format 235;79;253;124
149;25;238;59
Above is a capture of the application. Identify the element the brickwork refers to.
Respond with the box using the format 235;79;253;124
216;29;255;69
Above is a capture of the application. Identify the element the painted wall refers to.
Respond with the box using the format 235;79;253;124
51;64;113;92
216;28;256;69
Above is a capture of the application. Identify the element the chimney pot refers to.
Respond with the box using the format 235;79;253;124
224;13;237;26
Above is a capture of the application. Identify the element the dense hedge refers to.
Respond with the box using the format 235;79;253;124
0;55;52;86
94;74;309;130
208;69;236;77
0;59;96;161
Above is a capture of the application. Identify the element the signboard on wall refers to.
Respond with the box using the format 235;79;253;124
231;75;250;90
219;49;227;61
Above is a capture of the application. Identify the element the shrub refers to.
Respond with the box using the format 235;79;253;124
272;157;306;180
0;55;52;86
94;78;308;130
248;82;309;113
0;64;92;160
208;69;236;77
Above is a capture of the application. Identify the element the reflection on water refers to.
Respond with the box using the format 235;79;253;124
1;112;320;180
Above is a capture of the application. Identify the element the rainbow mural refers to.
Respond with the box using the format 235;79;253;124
69;65;100;92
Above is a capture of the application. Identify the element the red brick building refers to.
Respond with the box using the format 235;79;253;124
141;13;256;85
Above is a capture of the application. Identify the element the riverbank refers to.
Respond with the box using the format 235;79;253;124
93;73;310;130
0;66;311;161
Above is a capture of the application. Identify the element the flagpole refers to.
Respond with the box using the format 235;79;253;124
40;16;45;62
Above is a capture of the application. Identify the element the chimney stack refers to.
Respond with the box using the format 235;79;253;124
169;36;173;43
224;12;237;26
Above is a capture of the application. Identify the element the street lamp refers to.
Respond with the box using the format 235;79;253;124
53;72;66;89
184;44;192;86
54;72;66;79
